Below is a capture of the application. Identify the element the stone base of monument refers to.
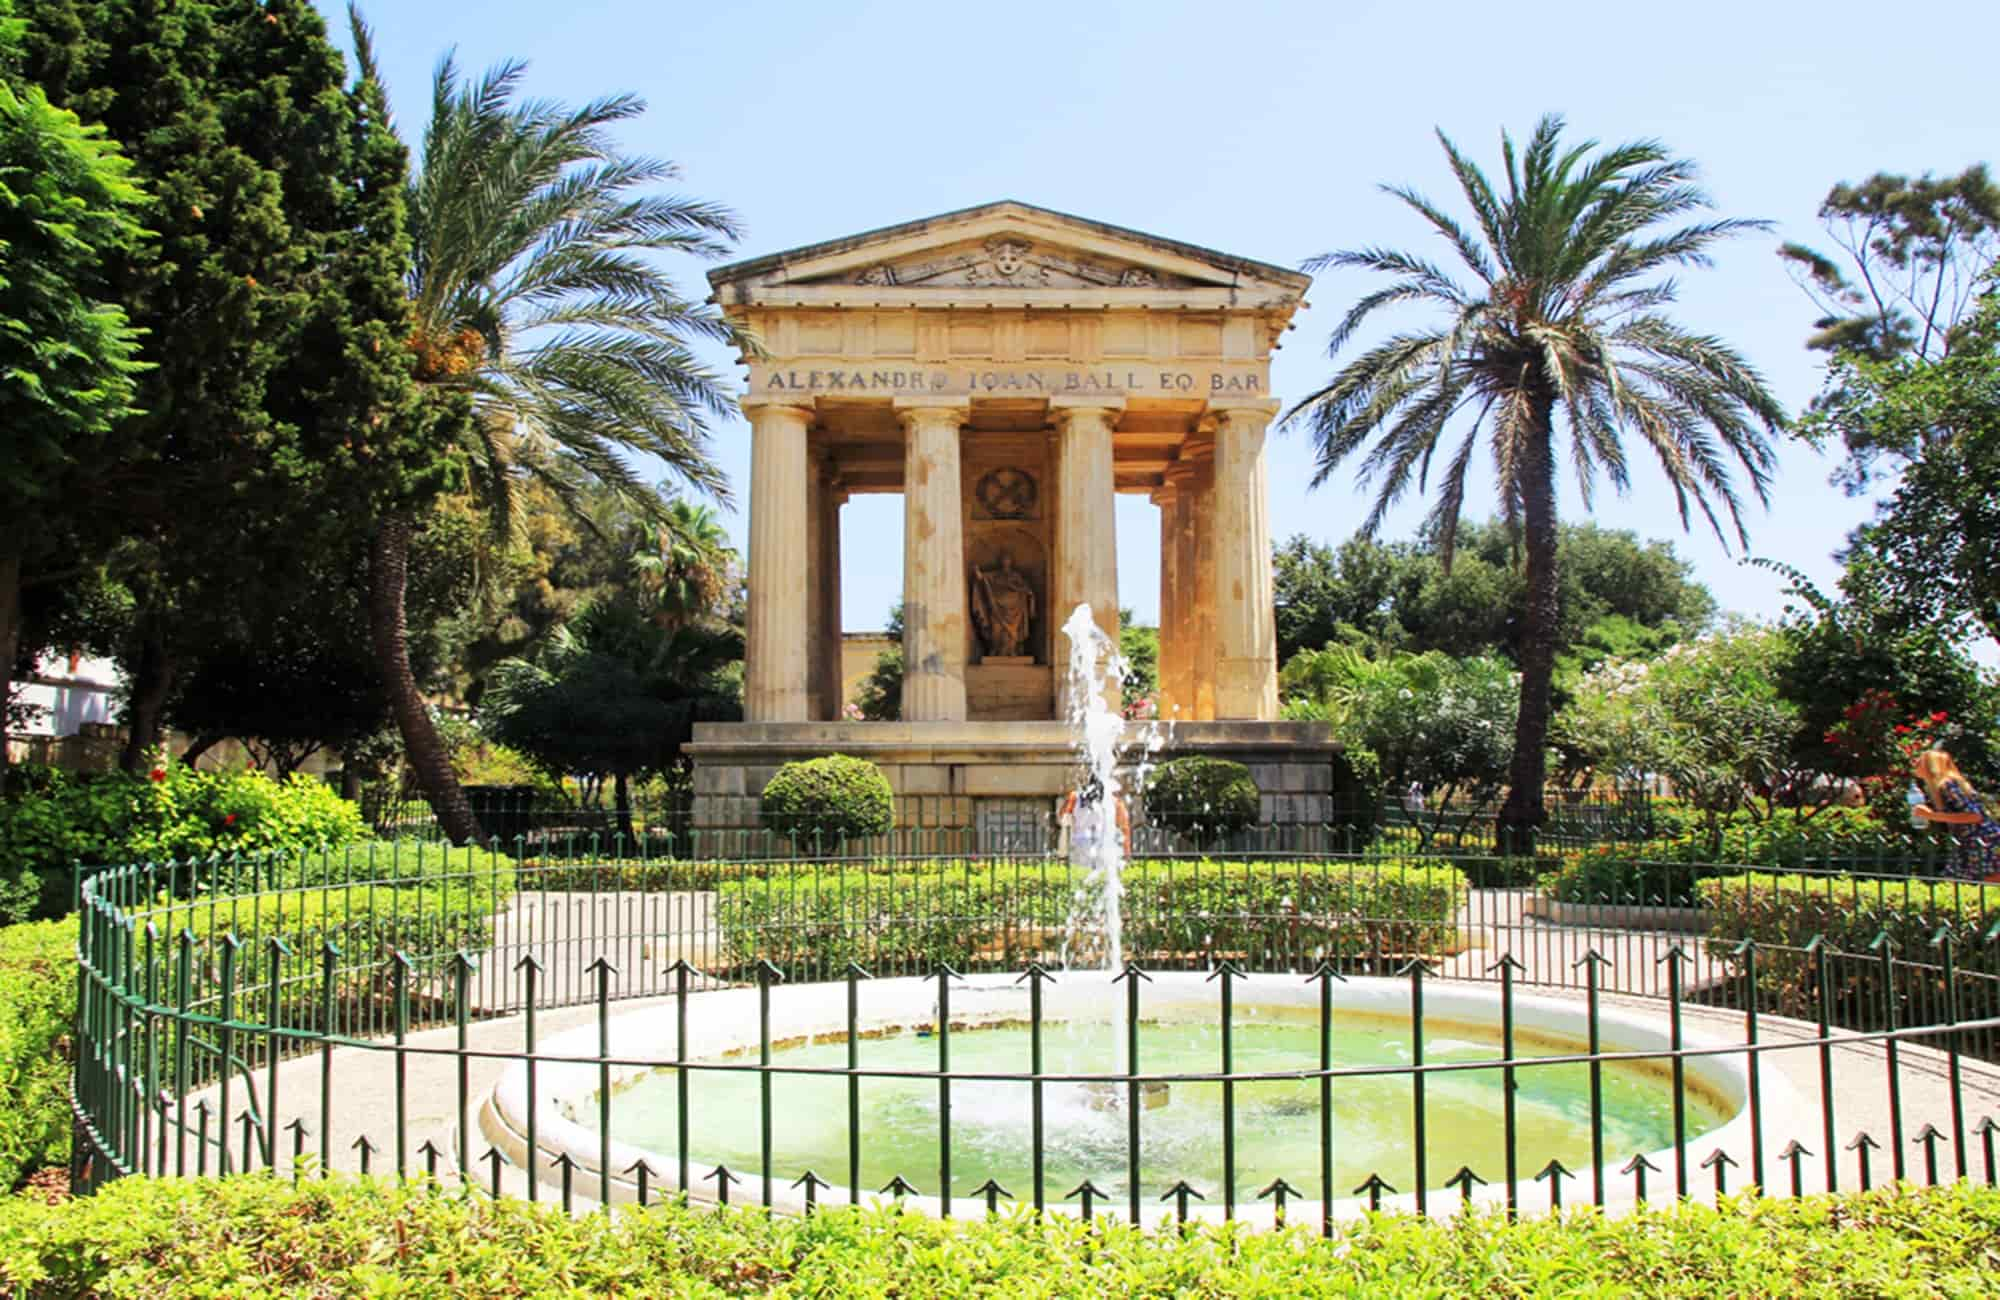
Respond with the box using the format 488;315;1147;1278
684;720;1343;854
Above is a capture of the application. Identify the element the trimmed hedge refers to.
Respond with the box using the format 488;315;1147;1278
760;755;894;851
1142;757;1259;848
1698;870;2000;1025
0;919;77;1190
714;858;1467;978
4;1176;2000;1296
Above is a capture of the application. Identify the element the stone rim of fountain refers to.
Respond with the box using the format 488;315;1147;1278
482;970;1804;1224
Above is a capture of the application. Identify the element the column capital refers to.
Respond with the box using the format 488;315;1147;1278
742;397;817;421
1207;398;1282;426
1049;394;1128;421
891;396;970;429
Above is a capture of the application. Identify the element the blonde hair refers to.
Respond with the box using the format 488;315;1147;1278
1914;749;1976;806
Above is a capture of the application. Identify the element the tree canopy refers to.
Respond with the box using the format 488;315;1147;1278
1274;520;1715;671
0;19;147;778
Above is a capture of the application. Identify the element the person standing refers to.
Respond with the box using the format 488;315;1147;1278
1912;749;2000;882
1060;777;1131;867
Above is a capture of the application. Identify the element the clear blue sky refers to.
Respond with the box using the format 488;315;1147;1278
326;0;1997;635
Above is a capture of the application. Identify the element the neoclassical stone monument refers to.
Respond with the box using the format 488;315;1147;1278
685;202;1339;832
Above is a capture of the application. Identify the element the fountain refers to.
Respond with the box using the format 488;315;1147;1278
482;603;1790;1220
1057;603;1167;974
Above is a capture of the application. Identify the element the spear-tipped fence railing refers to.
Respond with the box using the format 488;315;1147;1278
66;833;2000;1230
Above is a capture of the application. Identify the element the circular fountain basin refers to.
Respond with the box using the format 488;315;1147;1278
485;972;1790;1223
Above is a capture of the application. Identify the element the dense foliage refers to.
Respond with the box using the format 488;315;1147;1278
5;1175;2000;1296
1286;649;1518;822
0;917;74;1190
1273;521;1715;670
0;763;366;923
0;22;147;769
759;755;895;850
1141;757;1259;847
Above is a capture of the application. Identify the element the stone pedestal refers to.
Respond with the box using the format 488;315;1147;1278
686;720;1343;848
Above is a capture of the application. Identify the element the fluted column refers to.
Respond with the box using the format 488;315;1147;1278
1213;401;1280;719
896;399;970;722
1051;396;1123;717
1159;459;1198;718
819;483;846;719
1187;433;1218;721
744;400;814;721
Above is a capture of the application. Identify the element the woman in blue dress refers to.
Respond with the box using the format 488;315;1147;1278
1913;749;2000;881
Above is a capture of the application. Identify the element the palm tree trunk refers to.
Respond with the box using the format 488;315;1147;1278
370;513;481;845
1498;405;1561;856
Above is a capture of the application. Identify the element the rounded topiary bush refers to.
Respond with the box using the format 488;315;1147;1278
1143;756;1260;848
760;754;894;851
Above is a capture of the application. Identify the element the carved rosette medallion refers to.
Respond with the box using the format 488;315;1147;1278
976;467;1038;519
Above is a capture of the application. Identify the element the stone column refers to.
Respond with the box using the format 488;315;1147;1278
1159;459;1199;719
1050;396;1123;717
895;399;970;722
804;458;826;720
743;400;815;721
804;457;845;721
1212;401;1280;719
1187;433;1218;721
819;483;846;719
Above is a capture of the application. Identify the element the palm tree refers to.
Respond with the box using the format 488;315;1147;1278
351;9;745;844
631;498;734;632
1285;115;1785;849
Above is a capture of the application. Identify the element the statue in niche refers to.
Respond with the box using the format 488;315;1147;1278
972;552;1037;660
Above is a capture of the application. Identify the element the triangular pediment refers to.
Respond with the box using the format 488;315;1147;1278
709;201;1310;303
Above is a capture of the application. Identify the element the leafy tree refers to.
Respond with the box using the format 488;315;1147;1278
1811;289;2000;651
1759;559;2000;795
1557;625;1799;853
348;9;745;844
1286;115;1784;849
1275;522;1715;676
854;603;904;722
0;34;146;783
19;0;450;773
1780;166;2000;489
482;593;742;844
1285;649;1519;827
1117;607;1157;712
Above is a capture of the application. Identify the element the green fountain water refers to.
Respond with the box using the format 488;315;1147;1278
608;1005;1729;1199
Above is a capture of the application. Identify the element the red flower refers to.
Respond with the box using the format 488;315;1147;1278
149;767;166;783
1931;712;1948;722
223;814;237;827
1894;725;1911;735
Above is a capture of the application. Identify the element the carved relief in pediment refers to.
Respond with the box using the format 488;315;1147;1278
839;236;1191;290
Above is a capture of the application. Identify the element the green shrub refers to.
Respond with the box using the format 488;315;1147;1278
759;755;894;851
1697;870;2000;1025
714;857;1466;979
1547;847;1719;908
0;918;77;1190
1142;757;1260;848
4;1176;2000;1295
0;764;367;922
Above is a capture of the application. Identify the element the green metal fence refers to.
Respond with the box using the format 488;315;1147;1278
67;837;2000;1228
